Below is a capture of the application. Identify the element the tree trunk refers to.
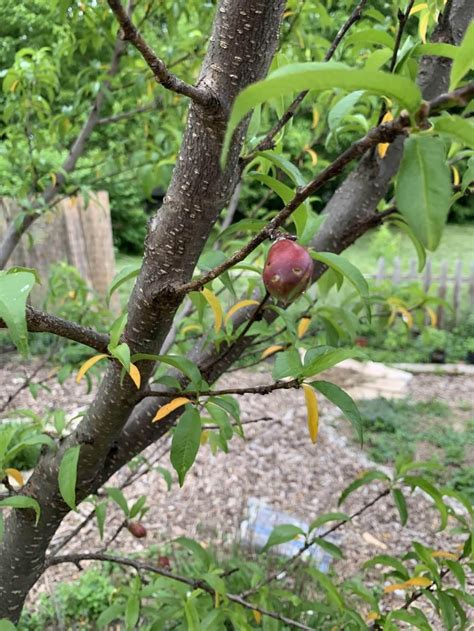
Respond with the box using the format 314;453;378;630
0;0;285;621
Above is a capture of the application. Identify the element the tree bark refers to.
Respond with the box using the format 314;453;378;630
0;0;285;621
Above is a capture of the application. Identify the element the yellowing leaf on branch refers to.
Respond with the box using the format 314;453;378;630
261;345;285;359
312;107;320;129
200;430;209;445
181;324;202;335
304;146;318;166
377;111;393;159
76;354;108;383
129;363;141;389
202;287;224;333
384;576;432;593
153;397;191;422
297;317;311;338
431;550;457;560
451;165;460;186
5;468;24;486
253;610;262;624
366;612;380;622
419;11;430;43
302;383;319;444
425;306;438;327
224;299;260;325
410;2;427;15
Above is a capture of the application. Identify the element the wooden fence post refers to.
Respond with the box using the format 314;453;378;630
437;260;448;329
453;259;463;324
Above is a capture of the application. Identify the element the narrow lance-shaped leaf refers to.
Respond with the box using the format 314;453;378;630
449;20;474;90
395;136;452;251
0;496;41;525
261;523;305;553
154;398;192;422
170;407;202;486
201;287;223;333
58;445;81;511
0;270;36;356
302;383;319;444
221;64;422;164
310;380;363;444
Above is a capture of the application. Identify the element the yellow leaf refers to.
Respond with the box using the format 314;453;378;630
384;582;408;593
202;287;224;333
10;79;20;92
410;2;428;14
181;324;202;335
377;142;389;159
153;397;191;422
200;430;209;445
304;146;318;166
404;577;433;588
377;111;393;159
129;363;141;389
419;11;429;43
5;468;24;487
302;384;319;444
367;612;380;622
253;610;262;624
425;306;437;327
312;107;320;129
215;591;220;608
76;354;108;383
50;172;57;187
261;345;285;359
283;10;294;17
224;299;260;325
432;550;457;560
451;165;460;186
297;317;311;338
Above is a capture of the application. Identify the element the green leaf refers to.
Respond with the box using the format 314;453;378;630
131;353;203;389
395;136;452;251
108;312;128;350
445;560;465;589
202;572;227;595
310;380;363;444
256;150;306;186
106;487;129;516
387;608;431;630
403;476;448;530
221;64;422;164
363;554;409;580
97;603;124;629
0;620;17;631
155;466;173;491
449;21;474;90
309;511;350;533
432;114;474;149
461;155;474;192
328;90;364;130
95;501;107;540
0;271;36;356
174;536;211;570
261;523;305;553
125;593;140;630
307;568;345;609
6;266;41;285
388;218;426;272
108;264;140;303
271;349;302;380
58;445;80;511
310;251;369;312
303;347;364;378
338;470;390;505
0;496;41;525
413;43;459;60
129;496;147;519
170;407;201;486
109;342;131;372
392;488;408;526
311;536;344;559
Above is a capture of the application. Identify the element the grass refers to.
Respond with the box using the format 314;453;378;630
347;397;474;502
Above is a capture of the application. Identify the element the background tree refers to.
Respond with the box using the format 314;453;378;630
0;0;473;626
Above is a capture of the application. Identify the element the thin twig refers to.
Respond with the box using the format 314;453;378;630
45;553;314;630
140;378;300;401
97;99;160;125
106;0;214;108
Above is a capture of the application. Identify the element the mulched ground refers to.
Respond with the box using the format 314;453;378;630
1;356;473;627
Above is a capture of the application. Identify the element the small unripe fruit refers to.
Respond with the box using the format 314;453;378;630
262;238;314;305
127;521;147;538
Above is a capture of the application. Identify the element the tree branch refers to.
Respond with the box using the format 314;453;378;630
140;378;300;401
45;553;314;630
106;0;214;108
97;99;161;125
0;306;109;353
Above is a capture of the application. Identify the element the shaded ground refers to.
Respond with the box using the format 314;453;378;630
1;357;473;627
